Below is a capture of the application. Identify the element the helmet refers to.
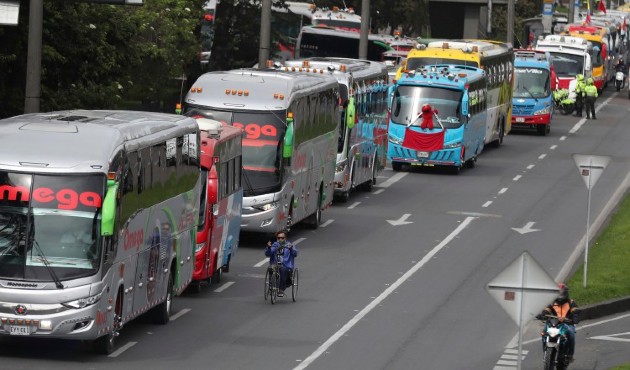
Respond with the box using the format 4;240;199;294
576;74;584;81
587;78;594;84
556;283;570;303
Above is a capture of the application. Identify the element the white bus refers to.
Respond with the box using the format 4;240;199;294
185;68;339;233
0;110;201;354
279;58;389;202
296;26;394;62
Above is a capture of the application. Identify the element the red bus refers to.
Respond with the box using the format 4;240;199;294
189;118;243;291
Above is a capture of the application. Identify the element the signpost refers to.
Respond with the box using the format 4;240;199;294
487;252;560;370
0;0;19;26
572;154;611;288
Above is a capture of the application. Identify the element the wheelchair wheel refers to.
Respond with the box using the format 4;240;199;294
291;268;299;302
264;268;271;301
270;271;280;305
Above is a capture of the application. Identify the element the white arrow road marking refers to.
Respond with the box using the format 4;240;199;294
511;221;540;234
386;213;413;226
590;331;630;343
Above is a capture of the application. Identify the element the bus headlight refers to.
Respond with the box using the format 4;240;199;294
62;291;103;309
336;161;347;173
534;106;551;115
443;142;462;149
388;135;403;145
254;201;278;212
195;243;206;253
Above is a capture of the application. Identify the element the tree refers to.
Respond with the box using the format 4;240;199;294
0;0;204;118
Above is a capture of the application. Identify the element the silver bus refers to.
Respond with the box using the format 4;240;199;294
0;110;201;354
185;68;339;233
278;58;389;202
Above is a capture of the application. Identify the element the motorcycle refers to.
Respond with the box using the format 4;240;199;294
615;71;625;91
552;89;575;115
539;315;573;370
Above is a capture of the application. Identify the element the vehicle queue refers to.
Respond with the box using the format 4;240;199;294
0;15;627;355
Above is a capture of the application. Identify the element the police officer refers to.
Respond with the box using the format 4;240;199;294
574;74;586;118
584;78;598;120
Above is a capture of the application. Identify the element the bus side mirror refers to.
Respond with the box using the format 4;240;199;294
346;97;356;129
283;118;294;159
101;180;118;237
461;92;469;117
585;55;592;71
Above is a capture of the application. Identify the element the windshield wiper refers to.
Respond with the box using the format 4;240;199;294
32;239;64;289
522;85;538;102
241;166;255;196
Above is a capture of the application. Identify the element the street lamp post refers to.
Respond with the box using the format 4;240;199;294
24;0;43;113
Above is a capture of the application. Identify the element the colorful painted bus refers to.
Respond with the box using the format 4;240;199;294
511;50;554;136
278;57;389;202
185;68;339;233
0;110;201;354
567;23;608;92
183;118;242;291
387;65;487;174
398;40;514;147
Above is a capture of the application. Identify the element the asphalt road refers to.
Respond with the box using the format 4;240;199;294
1;87;630;370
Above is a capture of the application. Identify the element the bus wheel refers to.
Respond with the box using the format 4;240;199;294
306;186;323;229
152;272;173;325
285;206;293;233
465;157;476;169
392;162;403;172
492;123;504;148
211;265;222;284
361;158;376;192
336;191;350;203
94;290;122;355
449;165;461;175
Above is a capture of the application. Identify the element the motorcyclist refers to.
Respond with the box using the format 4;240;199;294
615;59;627;75
537;284;579;363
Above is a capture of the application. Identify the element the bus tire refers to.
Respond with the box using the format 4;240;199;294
211;264;222;284
392;162;403;171
465;157;476;169
336;191;350;203
306;185;323;229
361;157;376;192
537;124;547;136
151;271;173;325
492;122;504;148
94;289;123;355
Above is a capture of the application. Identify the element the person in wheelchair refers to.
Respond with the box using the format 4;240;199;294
265;230;298;297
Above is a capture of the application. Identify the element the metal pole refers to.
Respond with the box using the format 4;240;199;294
258;0;272;69
517;255;526;370
487;0;493;37
24;0;44;113
507;0;514;45
359;0;369;60
584;158;593;288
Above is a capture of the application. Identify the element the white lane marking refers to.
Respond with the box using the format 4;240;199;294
108;341;137;358
560;136;567;141
513;175;522;181
254;258;268;268
589;332;630;342
498;188;508;195
293;217;476;370
569;95;614;134
373;189;384;195
348;202;360;209
496;360;516;366
254;238;306;267
374;172;408;188
320;219;334;227
538;154;547;160
170;308;191;321
482;201;493;208
526;164;534;170
214;281;235;293
550;145;558;150
569;118;586;134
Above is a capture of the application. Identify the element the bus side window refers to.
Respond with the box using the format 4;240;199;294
141;147;151;195
121;150;139;225
234;155;242;191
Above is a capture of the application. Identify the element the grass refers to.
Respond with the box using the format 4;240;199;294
610;365;630;370
566;191;630;305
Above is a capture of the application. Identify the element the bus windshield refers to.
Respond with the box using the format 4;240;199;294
406;58;478;71
550;54;583;78
0;172;104;281
186;108;286;195
391;86;463;129
590;42;603;67
514;67;550;99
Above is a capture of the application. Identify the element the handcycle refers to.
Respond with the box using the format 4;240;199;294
264;250;298;304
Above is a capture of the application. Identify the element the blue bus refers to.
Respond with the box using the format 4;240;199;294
387;65;487;174
511;49;553;136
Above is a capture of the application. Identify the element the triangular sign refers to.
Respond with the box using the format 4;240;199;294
486;252;559;328
572;154;611;190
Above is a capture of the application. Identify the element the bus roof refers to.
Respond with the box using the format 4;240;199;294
513;49;552;69
186;68;339;111
279;57;388;84
0;110;197;173
397;65;485;89
536;34;591;53
426;39;513;59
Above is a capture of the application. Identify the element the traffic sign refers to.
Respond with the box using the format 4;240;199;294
0;1;20;26
573;154;611;190
487;252;559;327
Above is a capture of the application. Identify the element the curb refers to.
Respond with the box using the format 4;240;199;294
579;296;630;321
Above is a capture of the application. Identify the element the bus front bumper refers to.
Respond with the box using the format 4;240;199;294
512;114;551;128
0;303;98;340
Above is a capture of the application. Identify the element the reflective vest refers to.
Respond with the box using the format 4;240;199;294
552;302;572;318
585;84;598;97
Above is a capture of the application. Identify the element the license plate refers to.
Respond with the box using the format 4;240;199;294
417;151;429;158
10;325;30;336
516;117;525;123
